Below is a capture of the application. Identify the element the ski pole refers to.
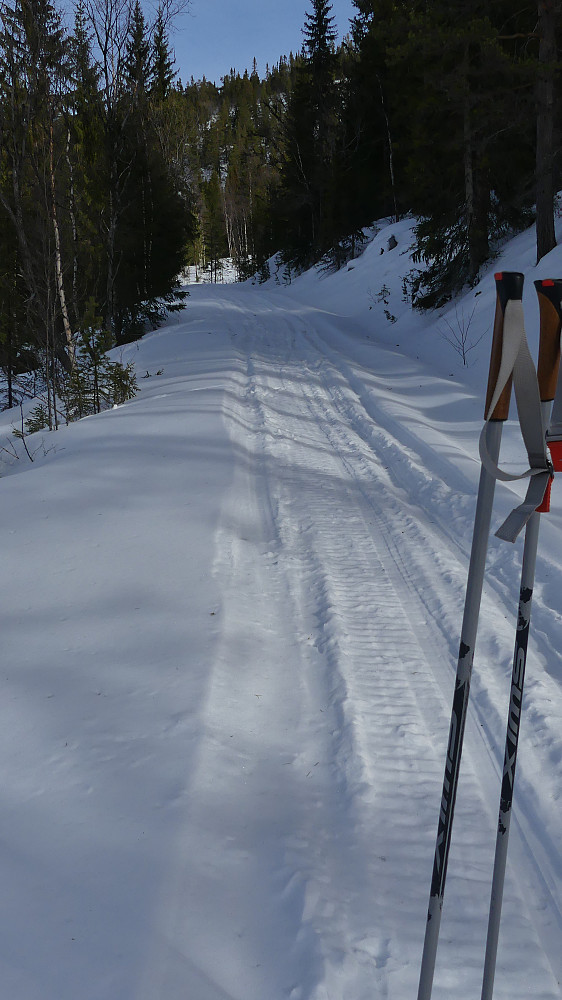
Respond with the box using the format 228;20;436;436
417;272;523;1000
480;278;562;1000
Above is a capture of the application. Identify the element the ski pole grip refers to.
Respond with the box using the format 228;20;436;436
535;279;562;402
485;272;524;420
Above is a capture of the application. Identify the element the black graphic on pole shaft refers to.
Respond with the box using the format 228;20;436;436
500;586;532;814
429;642;471;901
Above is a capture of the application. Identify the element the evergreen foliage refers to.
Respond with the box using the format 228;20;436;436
166;0;561;293
65;302;138;420
20;403;50;434
125;0;151;103
1;0;561;423
178;57;296;280
350;0;545;302
0;0;193;419
274;0;344;269
151;5;176;101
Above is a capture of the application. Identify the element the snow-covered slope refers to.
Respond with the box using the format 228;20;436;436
0;219;561;999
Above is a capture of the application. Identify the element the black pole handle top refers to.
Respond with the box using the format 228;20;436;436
485;272;524;421
495;271;524;313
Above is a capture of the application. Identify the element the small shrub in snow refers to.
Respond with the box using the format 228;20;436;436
65;302;138;421
21;404;50;435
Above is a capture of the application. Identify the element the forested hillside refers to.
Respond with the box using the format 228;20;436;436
1;0;560;421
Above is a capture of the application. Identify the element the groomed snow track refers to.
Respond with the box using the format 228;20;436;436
1;276;560;1000
142;286;561;1000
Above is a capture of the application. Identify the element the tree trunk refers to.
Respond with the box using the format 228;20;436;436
106;184;118;332
7;252;18;409
536;0;557;264
64;125;80;327
6;316;14;410
49;122;75;370
463;80;489;282
377;74;398;223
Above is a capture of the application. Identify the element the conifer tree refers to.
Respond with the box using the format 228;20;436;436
0;0;193;414
68;2;105;327
276;0;342;266
0;0;75;374
77;0;193;343
110;1;192;340
303;0;337;73
535;0;558;262
0;200;29;407
125;0;151;105
202;170;228;280
151;5;176;101
352;0;537;304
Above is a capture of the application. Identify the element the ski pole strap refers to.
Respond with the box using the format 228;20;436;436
494;469;551;541
546;366;562;470
479;295;552;542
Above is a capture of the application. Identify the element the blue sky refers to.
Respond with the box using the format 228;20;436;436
168;0;357;85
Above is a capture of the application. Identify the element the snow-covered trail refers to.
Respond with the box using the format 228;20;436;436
0;275;561;999
132;285;560;999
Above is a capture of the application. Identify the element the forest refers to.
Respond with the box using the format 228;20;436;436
0;0;560;422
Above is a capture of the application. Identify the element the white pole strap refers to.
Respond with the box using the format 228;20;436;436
494;471;551;542
547;362;562;442
479;299;552;543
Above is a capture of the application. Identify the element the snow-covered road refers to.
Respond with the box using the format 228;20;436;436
165;286;560;1000
1;237;561;998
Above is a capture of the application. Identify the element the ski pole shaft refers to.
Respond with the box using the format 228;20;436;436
417;272;523;1000
480;278;562;1000
480;510;540;1000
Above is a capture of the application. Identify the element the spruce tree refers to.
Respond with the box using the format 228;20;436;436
303;0;337;73
0;0;75;376
202;171;228;281
276;0;342;267
535;0;557;262
352;0;537;305
0;199;29;408
125;0;151;105
151;5;176;102
68;2;106;329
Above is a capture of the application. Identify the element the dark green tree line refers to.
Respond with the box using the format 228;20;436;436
349;0;560;303
0;0;193;421
2;0;562;425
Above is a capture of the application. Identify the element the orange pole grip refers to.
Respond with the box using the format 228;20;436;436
535;279;562;402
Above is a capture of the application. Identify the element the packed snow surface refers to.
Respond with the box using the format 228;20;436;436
1;219;561;999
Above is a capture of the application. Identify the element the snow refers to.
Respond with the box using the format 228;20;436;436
0;218;561;999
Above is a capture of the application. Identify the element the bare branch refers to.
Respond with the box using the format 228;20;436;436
438;305;485;366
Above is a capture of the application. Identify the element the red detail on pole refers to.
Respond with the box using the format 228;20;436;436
548;438;562;472
536;476;553;513
494;272;503;280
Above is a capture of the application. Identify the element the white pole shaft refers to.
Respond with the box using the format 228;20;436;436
417;419;503;1000
481;399;551;1000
